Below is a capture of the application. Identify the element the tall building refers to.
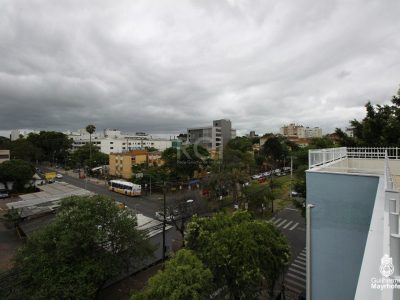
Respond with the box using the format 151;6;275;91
306;147;400;300
187;119;236;156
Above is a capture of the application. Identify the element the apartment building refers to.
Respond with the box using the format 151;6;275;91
109;150;163;179
187;119;236;156
68;129;174;154
306;147;400;300
280;123;322;138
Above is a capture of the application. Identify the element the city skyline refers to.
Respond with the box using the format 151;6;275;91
1;1;399;136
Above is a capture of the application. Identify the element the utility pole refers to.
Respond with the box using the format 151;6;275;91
290;156;293;199
162;181;166;263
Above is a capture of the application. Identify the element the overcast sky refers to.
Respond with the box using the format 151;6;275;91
1;0;400;137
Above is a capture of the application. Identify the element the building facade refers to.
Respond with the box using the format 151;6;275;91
68;129;174;154
187;119;236;156
307;147;400;300
109;150;163;179
0;150;10;164
280;123;322;138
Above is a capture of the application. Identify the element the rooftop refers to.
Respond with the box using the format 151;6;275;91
308;147;400;300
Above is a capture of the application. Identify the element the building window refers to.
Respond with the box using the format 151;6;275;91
110;142;114;144
110;147;114;149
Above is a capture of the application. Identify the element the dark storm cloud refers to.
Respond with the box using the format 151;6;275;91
0;0;400;136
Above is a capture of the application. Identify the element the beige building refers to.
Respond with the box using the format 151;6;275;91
280;123;322;139
109;150;164;179
0;150;10;164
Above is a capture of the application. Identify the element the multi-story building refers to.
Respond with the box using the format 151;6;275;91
0;150;10;163
187;119;236;156
306;147;400;300
280;123;322;139
10;129;38;141
109;150;163;179
68;129;174;154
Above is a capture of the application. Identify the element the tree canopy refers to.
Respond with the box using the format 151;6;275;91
185;211;290;299
336;89;400;147
132;249;213;300
7;195;153;299
71;143;109;168
26;131;72;163
161;145;210;178
0;159;35;192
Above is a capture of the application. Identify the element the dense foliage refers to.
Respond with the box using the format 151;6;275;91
0;159;35;192
7;195;153;299
133;249;213;300
185;211;290;299
336;89;400;147
162;145;210;178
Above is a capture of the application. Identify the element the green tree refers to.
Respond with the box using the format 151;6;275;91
243;184;274;214
86;124;96;165
227;137;253;153
162;145;210;178
9;139;43;162
0;160;35;192
133;249;213;300
26;131;72;164
8;195;153;299
338;89;400;146
186;211;290;299
71;144;108;169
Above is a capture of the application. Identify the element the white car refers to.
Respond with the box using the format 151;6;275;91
56;173;63;179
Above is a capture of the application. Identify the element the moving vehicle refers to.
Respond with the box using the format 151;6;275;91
108;180;141;196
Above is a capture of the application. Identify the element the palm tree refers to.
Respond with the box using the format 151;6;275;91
85;124;96;168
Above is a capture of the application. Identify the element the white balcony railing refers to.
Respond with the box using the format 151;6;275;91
309;147;400;169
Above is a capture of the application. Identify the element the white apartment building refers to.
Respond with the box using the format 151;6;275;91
68;129;172;154
0;150;10;164
10;129;39;141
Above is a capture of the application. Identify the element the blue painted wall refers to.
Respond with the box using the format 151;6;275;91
306;172;378;300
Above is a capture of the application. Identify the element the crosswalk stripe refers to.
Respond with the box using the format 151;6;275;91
297;255;306;262
288;267;306;277
283;220;293;229
284;281;303;294
270;217;276;222
289;222;299;230
291;263;306;270
294;259;306;266
276;219;287;227
273;218;282;224
287;273;306;283
298;253;306;259
285;278;305;289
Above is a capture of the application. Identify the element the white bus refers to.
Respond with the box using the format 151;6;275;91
108;180;141;196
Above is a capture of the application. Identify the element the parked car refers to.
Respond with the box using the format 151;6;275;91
0;190;9;199
56;173;63;179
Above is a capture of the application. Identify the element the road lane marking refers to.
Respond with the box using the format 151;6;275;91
287;273;306;283
269;217;276;222
283;221;293;229
276;219;287;227
273;218;282;224
289;222;299;230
